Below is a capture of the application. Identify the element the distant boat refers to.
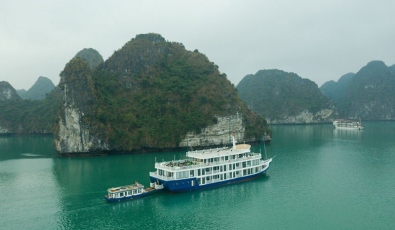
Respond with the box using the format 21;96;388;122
105;181;163;202
149;133;273;192
333;119;363;130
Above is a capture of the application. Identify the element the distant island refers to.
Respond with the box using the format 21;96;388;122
320;61;395;120
0;79;61;134
17;76;55;100
237;69;335;124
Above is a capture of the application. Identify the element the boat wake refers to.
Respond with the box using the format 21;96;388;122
21;153;44;157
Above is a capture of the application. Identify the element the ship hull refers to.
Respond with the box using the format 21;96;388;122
150;166;270;192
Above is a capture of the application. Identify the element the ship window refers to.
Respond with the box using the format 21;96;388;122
225;156;228;161
198;169;201;176
190;170;194;177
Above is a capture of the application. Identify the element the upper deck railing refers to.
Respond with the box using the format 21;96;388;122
154;153;262;172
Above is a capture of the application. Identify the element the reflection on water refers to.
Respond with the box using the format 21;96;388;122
270;124;333;150
0;135;56;161
333;128;362;140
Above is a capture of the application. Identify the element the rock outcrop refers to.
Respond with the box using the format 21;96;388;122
54;57;107;153
266;109;334;124
0;126;9;134
180;113;245;147
54;34;270;154
0;81;21;101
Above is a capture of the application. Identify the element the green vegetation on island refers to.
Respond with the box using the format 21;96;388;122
336;61;395;119
55;33;270;151
0;81;61;133
237;69;332;122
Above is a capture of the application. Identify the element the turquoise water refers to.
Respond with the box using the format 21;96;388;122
1;122;395;229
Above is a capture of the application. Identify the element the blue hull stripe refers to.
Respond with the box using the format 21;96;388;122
150;167;270;192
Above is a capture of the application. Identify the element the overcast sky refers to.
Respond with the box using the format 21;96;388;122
1;0;395;90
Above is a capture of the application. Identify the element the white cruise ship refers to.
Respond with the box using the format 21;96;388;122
149;134;272;192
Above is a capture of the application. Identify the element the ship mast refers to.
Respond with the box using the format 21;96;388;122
232;132;237;150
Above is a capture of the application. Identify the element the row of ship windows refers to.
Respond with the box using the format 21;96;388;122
171;161;261;179
109;189;143;198
172;167;263;187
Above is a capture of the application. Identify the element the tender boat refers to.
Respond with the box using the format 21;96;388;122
105;181;163;202
149;133;273;192
333;119;363;130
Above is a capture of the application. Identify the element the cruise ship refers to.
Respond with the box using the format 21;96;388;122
333;119;364;130
149;134;272;192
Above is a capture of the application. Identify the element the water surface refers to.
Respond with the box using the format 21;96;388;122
1;122;394;229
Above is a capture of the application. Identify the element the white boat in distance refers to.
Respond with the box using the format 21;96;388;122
333;119;363;130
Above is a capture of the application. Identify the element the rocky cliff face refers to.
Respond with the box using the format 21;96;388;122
0;81;21;134
0;126;9;134
0;81;21;101
266;109;335;124
180;113;245;147
54;58;107;153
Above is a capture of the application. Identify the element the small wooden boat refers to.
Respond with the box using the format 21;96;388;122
105;181;163;202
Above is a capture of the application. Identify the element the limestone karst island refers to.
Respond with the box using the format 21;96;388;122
1;33;395;155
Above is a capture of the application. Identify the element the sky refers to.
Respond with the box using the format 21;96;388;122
1;0;395;90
